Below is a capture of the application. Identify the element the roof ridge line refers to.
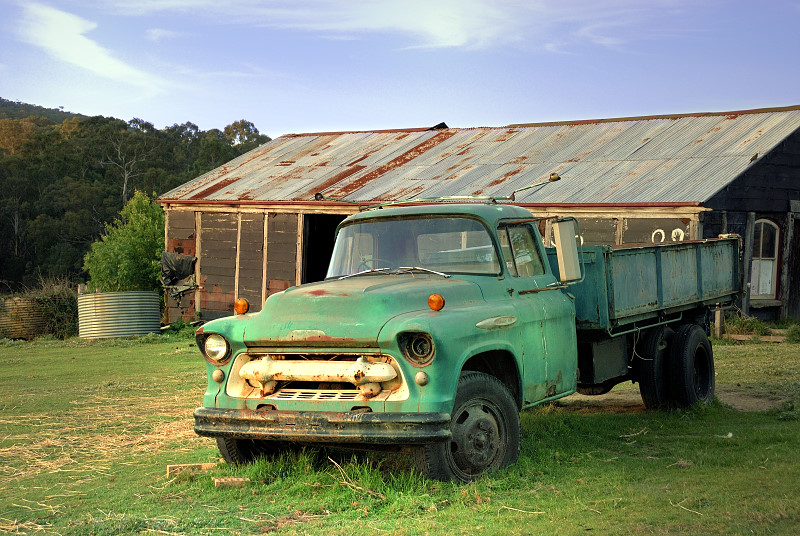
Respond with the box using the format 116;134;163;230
506;104;800;128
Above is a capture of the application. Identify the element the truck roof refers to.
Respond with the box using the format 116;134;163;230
345;202;535;227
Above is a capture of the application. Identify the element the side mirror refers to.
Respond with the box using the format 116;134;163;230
552;218;582;282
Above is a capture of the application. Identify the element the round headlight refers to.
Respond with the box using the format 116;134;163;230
400;332;435;366
204;334;229;362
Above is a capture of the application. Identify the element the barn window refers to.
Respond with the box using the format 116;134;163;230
750;219;779;299
622;218;691;244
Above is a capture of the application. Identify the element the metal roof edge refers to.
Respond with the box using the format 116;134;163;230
158;199;704;209
280;122;449;138
158;199;355;207
506;104;800;128
514;202;705;208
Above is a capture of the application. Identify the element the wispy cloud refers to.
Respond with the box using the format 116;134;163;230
98;0;689;50
146;28;181;42
16;3;165;89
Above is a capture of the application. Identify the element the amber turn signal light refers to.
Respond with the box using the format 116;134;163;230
234;298;250;314
428;294;445;311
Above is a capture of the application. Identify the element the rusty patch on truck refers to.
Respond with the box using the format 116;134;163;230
295;334;356;343
305;289;332;296
256;334;359;344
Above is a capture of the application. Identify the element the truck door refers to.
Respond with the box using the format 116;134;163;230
498;224;578;405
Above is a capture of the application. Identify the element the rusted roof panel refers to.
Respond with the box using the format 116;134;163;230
160;106;800;205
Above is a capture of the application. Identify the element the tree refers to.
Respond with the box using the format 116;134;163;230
223;119;271;153
0;98;272;289
82;191;165;292
0;116;52;155
195;129;237;172
97;118;158;206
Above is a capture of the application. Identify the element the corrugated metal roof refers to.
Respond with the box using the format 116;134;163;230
160;106;800;205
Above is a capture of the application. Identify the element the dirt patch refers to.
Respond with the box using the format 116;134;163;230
715;388;786;412
559;386;786;413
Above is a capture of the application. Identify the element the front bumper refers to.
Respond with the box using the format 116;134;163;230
194;407;451;445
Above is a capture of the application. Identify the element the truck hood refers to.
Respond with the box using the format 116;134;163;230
242;275;485;347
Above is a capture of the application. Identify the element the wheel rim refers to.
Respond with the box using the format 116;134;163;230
448;399;505;478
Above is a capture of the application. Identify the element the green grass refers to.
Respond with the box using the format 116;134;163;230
720;312;800;339
1;335;799;535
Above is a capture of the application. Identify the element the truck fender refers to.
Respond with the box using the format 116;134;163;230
456;341;523;409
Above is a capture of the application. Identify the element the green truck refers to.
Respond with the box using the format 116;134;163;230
193;201;740;482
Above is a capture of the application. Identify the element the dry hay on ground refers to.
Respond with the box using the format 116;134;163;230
0;392;201;485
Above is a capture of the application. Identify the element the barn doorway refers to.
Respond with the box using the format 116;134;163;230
302;214;347;283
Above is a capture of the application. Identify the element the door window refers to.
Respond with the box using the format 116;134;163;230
498;225;545;278
750;219;779;299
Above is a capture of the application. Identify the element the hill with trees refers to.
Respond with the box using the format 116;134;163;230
0;97;86;123
0;98;270;290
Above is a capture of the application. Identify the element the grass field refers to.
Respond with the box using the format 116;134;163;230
1;334;798;535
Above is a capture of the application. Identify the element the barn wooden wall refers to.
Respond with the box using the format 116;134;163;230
164;210;197;322
163;208;349;323
199;213;237;319
265;213;298;297
238;214;265;310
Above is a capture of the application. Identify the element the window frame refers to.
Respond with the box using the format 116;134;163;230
497;223;546;279
750;218;780;300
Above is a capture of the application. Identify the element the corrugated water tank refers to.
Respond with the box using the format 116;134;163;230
78;291;161;338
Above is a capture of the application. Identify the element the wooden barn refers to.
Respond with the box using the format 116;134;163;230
158;105;800;322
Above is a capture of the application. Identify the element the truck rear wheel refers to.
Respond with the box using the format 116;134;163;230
638;327;672;409
216;437;281;464
669;324;715;407
412;372;520;482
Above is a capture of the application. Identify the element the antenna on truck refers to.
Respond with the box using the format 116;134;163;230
313;192;364;208
506;172;561;202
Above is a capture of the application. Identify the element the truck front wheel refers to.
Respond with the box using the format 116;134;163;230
216;437;281;464
669;324;715;407
413;372;520;482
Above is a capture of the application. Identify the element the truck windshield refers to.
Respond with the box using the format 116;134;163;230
326;216;501;278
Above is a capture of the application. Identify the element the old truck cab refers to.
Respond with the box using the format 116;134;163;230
194;203;580;481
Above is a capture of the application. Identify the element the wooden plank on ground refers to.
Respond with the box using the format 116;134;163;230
166;463;219;477
213;476;251;488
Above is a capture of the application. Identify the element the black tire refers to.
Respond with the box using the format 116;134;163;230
638;327;672;409
413;372;520;483
216;437;281;464
668;324;715;407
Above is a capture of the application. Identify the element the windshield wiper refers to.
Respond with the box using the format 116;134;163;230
337;267;392;280
396;266;451;278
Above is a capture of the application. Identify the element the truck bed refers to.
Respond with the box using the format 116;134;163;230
547;237;740;333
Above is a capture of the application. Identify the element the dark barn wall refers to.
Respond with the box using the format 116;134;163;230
706;129;800;214
302;214;347;283
705;129;800;319
791;216;800;317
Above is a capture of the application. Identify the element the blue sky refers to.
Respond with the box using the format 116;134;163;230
1;0;798;137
